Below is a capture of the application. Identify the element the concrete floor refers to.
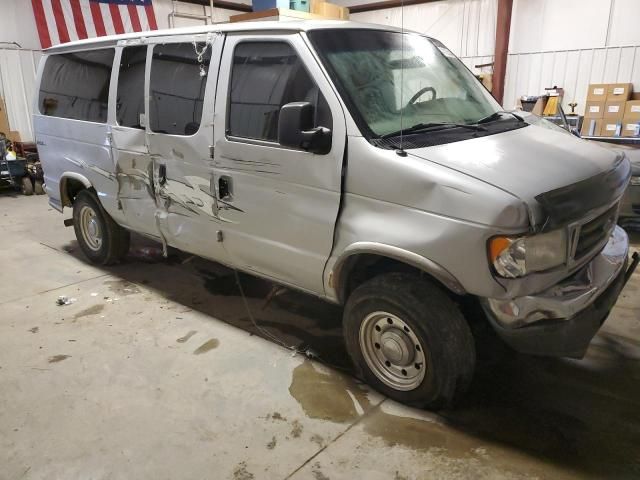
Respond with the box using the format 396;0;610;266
1;192;639;480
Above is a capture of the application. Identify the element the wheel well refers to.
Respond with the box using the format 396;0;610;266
337;254;459;304
61;177;93;207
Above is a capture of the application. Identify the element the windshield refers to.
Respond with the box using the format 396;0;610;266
308;29;501;139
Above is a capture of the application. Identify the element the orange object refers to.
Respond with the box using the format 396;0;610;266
489;236;512;262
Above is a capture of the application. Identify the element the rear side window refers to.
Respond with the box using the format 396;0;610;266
39;49;115;123
149;43;212;136
228;42;332;142
116;46;147;129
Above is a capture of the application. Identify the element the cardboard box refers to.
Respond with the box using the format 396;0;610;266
584;101;605;118
586;84;609;102
581;118;603;136
632;92;640;100
607;83;633;101
601;121;622;137
0;97;11;136
621;116;640;137
624;100;640;119
6;131;21;143
310;0;348;19
604;100;626;119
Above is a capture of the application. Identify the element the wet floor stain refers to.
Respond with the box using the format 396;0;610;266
289;360;371;423
73;304;105;320
362;408;467;455
28;327;39;334
310;433;325;448
312;462;330;480
266;436;276;450
193;338;219;355
199;269;272;299
176;330;197;343
104;279;141;296
48;354;71;363
232;461;254;480
269;412;286;421
290;419;303;438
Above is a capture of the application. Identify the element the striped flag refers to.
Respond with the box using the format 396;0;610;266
31;0;158;49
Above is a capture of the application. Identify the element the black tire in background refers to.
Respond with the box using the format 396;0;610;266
72;189;130;265
21;176;33;195
343;272;476;410
34;180;45;195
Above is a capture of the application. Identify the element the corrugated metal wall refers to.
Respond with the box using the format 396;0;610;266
503;45;640;115
3;0;640;141
352;0;497;67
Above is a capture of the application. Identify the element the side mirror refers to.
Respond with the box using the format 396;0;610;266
278;102;332;154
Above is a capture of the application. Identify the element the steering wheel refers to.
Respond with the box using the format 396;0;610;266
407;86;437;107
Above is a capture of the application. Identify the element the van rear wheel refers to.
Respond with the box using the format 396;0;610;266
343;272;475;409
73;190;130;265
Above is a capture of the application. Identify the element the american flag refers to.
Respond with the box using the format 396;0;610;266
31;0;158;49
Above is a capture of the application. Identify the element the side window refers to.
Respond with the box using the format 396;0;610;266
149;42;212;136
39;49;115;123
228;42;332;143
116;46;147;129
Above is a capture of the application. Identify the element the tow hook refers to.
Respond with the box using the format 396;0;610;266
623;251;640;287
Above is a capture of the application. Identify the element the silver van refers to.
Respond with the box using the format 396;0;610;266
33;21;638;408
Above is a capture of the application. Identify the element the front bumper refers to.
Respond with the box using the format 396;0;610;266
483;226;635;358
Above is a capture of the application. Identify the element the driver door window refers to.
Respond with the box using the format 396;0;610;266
228;42;332;143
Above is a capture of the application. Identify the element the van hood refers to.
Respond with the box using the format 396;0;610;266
407;124;631;228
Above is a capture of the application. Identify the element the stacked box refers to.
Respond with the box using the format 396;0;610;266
585;83;636;136
581;118;603;136
622;100;640;138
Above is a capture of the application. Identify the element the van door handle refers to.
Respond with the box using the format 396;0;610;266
158;164;167;186
218;176;232;201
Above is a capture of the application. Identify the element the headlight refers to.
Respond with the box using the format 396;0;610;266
631;176;640;186
488;229;567;278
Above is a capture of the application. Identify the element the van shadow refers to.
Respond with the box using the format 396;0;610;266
61;234;640;478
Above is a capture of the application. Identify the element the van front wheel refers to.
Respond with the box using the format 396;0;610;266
343;273;475;409
73;190;130;265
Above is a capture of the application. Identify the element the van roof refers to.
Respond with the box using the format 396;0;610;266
46;20;410;53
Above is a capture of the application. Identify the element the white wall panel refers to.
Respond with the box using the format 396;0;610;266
0;49;41;141
351;0;498;57
608;0;640;46
510;0;610;54
503;45;640;115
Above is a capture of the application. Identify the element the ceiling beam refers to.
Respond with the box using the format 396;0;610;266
180;0;252;12
348;0;443;14
181;0;444;14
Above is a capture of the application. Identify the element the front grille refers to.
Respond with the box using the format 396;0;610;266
575;205;618;259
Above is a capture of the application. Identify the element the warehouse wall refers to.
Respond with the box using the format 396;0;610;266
350;0;497;75
353;0;640;115
3;0;640;141
0;0;243;141
503;0;640;114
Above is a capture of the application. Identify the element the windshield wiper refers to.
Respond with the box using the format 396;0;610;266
476;110;524;124
381;121;487;139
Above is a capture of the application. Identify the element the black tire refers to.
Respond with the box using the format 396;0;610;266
72;190;130;265
21;176;33;196
34;180;45;195
343;272;475;409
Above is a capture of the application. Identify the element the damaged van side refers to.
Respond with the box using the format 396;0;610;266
34;21;638;409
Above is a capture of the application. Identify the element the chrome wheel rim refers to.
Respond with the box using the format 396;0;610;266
359;311;426;391
79;205;102;252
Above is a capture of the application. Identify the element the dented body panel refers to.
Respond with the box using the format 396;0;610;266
34;21;634;358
